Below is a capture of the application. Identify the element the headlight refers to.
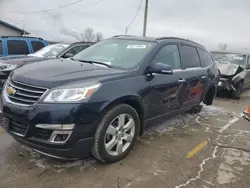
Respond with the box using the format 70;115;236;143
0;63;17;72
43;82;102;103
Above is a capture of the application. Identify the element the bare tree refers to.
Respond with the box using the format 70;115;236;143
82;27;95;42
95;32;103;42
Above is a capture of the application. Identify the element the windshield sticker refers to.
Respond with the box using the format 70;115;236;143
233;56;244;60
127;45;147;49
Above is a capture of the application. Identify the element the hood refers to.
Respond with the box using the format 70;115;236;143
11;59;127;88
217;61;244;76
0;56;47;65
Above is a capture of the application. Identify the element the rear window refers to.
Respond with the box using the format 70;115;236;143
179;45;200;69
0;41;2;56
7;40;29;55
198;49;214;67
31;41;45;52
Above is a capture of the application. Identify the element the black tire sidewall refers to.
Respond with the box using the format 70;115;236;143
95;104;140;163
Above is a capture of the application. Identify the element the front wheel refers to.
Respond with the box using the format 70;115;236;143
91;104;140;163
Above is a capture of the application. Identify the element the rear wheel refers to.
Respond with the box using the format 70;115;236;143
232;81;243;99
91;104;140;163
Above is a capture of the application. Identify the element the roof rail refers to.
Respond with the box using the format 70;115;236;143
1;36;43;40
156;37;205;48
112;35;137;38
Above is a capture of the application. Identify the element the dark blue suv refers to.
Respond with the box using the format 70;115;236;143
0;36;48;56
0;36;219;163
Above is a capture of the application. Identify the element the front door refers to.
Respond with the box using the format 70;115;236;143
144;44;186;119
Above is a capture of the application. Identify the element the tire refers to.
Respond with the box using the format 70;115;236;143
188;104;203;114
232;81;243;99
91;104;140;163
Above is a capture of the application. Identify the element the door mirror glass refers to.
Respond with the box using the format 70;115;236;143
64;53;74;58
148;62;173;75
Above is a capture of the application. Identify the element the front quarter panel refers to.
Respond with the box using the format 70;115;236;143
89;75;150;116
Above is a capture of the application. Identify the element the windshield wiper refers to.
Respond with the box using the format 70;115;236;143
77;59;111;68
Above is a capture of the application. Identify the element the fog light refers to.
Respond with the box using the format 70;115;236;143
49;130;72;144
54;134;69;142
36;124;75;130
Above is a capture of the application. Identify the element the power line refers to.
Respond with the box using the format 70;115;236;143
6;0;106;21
126;0;143;34
17;0;85;14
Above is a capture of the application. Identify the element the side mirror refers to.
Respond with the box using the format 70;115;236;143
147;62;173;75
63;53;74;58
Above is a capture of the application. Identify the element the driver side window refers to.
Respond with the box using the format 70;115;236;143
152;44;181;69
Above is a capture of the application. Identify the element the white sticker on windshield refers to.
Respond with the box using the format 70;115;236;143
233;56;244;60
127;45;147;49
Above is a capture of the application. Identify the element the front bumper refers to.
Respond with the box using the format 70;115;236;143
218;78;235;91
0;92;106;159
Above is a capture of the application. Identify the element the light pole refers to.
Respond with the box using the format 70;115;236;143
143;0;148;37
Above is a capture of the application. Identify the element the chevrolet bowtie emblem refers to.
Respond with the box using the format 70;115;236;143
7;86;16;95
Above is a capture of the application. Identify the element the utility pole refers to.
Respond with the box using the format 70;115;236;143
125;26;128;35
143;0;148;37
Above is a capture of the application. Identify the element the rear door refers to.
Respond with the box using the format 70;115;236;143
197;48;215;97
178;45;204;107
145;43;186;119
6;39;30;55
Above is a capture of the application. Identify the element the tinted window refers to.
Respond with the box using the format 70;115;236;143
63;45;89;57
31;41;45;52
7;40;29;55
248;56;250;65
198;49;214;67
152;44;180;69
179;45;200;69
0;41;2;56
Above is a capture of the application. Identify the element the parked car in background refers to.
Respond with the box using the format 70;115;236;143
0;36;48;56
0;35;219;163
0;42;94;86
211;51;250;99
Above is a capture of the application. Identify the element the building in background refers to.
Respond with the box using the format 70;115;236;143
0;20;30;36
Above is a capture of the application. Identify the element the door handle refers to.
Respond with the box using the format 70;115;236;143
201;75;207;79
178;78;186;83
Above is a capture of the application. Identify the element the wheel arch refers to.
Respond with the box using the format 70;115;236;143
100;95;145;135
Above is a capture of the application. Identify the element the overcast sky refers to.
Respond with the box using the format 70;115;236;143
1;0;250;50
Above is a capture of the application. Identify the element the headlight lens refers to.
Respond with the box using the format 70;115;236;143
0;63;17;72
43;83;101;103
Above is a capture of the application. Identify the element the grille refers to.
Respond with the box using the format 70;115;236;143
9;120;28;136
6;79;47;106
34;128;53;140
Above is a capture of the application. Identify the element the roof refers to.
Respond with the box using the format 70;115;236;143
211;50;249;55
112;35;205;48
0;20;30;35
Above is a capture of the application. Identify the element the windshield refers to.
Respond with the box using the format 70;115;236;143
212;52;246;66
72;39;156;69
29;44;69;58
